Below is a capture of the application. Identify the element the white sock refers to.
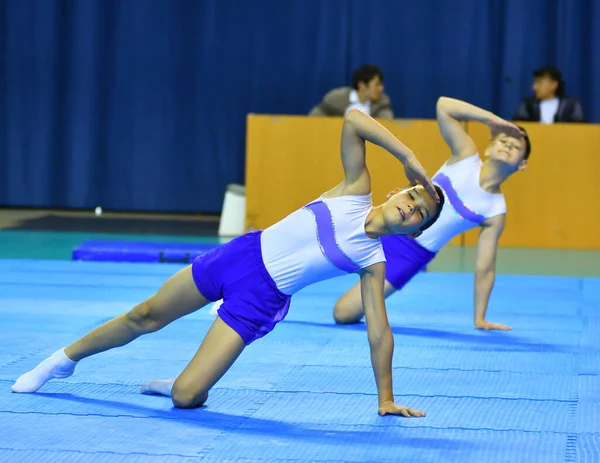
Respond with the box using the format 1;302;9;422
140;379;176;397
11;348;77;393
209;299;223;316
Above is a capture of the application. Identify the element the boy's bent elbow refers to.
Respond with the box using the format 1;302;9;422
345;108;364;125
475;267;495;278
368;324;393;347
345;108;360;118
436;96;451;111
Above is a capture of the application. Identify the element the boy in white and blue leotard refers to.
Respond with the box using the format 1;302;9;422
12;109;444;418
334;97;531;331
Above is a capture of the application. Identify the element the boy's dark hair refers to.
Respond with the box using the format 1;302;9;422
516;125;532;160
352;65;384;90
419;185;445;232
533;66;565;98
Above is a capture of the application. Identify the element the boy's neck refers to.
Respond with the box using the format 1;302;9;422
364;205;388;238
480;159;513;193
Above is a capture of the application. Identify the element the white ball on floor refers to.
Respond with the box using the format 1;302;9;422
209;299;223;316
94;207;103;216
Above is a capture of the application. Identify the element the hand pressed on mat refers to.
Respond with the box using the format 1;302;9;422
378;400;426;418
475;320;512;331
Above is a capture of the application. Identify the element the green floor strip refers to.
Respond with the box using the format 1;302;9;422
1;230;598;277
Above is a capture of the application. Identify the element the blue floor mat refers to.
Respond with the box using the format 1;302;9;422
0;259;598;463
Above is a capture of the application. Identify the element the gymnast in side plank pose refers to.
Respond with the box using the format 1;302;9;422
332;97;530;331
12;109;443;417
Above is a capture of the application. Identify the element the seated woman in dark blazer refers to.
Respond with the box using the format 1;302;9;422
513;66;584;123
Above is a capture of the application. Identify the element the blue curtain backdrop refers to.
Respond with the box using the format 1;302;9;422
1;0;598;213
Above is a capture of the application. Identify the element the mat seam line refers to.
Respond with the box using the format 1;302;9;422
564;374;579;462
193;365;306;459
0;380;577;404
0;446;205;459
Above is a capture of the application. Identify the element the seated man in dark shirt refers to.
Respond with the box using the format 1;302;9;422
309;64;394;119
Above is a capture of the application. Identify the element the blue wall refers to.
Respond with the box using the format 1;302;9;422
1;0;598;213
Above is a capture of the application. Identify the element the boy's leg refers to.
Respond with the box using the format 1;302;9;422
65;266;209;361
12;265;210;393
333;279;397;324
141;316;246;408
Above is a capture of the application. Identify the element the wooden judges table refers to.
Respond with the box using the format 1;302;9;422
245;115;600;250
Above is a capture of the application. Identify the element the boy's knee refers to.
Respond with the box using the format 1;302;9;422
125;299;165;333
333;300;363;325
171;383;209;409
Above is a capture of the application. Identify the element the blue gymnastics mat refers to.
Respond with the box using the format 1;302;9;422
72;240;219;263
0;259;599;462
